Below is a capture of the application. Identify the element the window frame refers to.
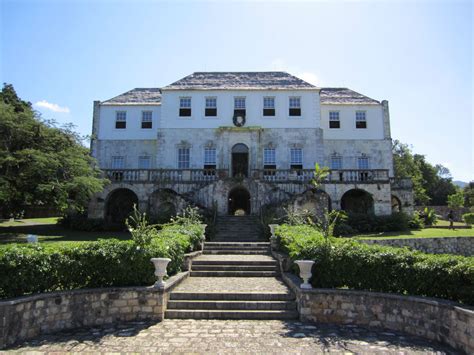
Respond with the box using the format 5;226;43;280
263;97;275;117
204;147;217;165
329;111;340;129
138;156;151;169
289;97;301;117
205;97;217;117
263;148;276;165
111;156;125;169
177;147;190;169
357;156;370;170
330;156;342;170
179;97;192;117
356;111;367;129
141;111;153;129
115;111;127;129
290;148;303;170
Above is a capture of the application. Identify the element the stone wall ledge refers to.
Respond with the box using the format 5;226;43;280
282;272;474;354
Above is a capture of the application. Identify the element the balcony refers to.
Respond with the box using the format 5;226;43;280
104;168;390;184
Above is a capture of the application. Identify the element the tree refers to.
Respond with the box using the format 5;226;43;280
463;182;474;209
447;189;464;209
0;83;107;218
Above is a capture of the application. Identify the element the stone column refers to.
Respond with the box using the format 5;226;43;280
91;101;101;160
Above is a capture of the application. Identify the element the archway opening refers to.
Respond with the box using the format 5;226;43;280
105;188;139;225
341;189;374;214
391;195;402;213
231;143;249;177
228;187;251;215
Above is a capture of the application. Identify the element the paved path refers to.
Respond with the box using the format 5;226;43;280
173;276;290;293
8;319;455;354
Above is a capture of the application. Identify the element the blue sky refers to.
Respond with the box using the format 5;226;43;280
1;0;472;181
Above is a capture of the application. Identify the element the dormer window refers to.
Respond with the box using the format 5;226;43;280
263;97;275;116
115;111;126;129
179;97;191;117
329;111;340;128
289;97;301;116
356;111;367;129
205;97;217;117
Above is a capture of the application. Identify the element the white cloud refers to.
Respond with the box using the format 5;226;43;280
34;100;70;113
269;59;321;86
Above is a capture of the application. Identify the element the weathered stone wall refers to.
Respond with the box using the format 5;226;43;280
0;273;188;349
281;273;474;354
359;236;474;256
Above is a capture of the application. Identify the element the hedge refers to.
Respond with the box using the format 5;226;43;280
0;223;204;299
275;224;474;305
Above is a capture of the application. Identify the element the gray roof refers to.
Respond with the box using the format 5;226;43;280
320;88;379;105
163;72;316;90
103;88;162;104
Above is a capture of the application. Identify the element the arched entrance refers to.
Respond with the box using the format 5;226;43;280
232;143;249;177
105;188;139;224
228;187;251;215
341;189;374;214
391;195;402;213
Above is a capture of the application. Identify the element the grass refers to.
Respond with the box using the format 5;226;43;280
433;219;467;227
0;217;130;244
355;227;474;240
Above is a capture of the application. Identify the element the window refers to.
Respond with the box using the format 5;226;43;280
234;97;246;117
329;111;340;129
115;111;126;129
290;148;303;170
263;97;275;116
138;156;151;169
263;148;276;169
111;156;124;169
331;156;342;170
358;157;369;170
179;97;191;117
141;111;152;129
204;148;216;169
178;148;190;169
356;111;367;129
205;97;217;117
289;97;301;116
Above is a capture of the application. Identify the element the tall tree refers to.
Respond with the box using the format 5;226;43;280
0;83;107;217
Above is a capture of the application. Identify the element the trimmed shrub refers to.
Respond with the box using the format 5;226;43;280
275;224;474;305
0;223;205;299
333;212;411;235
462;213;474;225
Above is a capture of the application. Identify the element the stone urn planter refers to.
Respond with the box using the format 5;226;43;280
295;260;315;289
26;234;38;243
269;224;279;249
150;258;171;287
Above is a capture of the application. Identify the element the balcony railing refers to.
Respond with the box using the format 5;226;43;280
104;168;390;184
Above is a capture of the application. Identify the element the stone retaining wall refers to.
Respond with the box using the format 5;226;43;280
359;236;474;256
282;273;474;354
0;272;188;349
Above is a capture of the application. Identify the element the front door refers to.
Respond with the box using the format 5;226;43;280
231;143;249;177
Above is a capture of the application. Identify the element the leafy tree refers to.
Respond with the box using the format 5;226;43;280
463;182;474;208
447;189;464;209
0;83;107;218
311;163;330;189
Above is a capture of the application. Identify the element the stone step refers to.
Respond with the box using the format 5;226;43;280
169;292;294;301
190;270;278;277
204;246;269;251
202;250;269;255
192;265;277;271
165;309;299;320
167;300;297;310
192;259;277;266
205;242;270;246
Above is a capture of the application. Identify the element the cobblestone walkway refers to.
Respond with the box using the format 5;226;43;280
8;319;455;354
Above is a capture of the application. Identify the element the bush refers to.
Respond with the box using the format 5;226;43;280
333;212;411;236
462;213;474;225
0;222;205;299
275;224;474;305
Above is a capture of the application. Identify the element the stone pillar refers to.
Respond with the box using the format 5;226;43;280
381;100;391;140
91;101;101;160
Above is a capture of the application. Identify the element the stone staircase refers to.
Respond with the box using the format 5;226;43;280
165;215;298;320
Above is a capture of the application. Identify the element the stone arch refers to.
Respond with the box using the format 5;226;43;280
148;188;179;223
293;189;332;218
341;189;374;214
391;195;402;213
228;186;251;215
105;188;139;224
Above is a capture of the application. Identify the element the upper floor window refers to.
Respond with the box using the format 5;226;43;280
179;97;192;117
111;156;124;169
205;97;217;117
178;148;190;169
204;147;216;170
330;156;342;170
289;97;301;116
356;111;367;129
263;97;275;116
329;111;340;129
115;111;126;129
138;156;151;169
358;156;369;169
290;148;303;169
234;97;246;117
141;111;152;129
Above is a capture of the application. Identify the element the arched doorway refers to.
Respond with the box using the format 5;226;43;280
341;189;374;214
391;195;402;213
232;143;249;177
228;187;251;215
105;188;139;224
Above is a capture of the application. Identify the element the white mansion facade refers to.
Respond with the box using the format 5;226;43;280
88;72;413;223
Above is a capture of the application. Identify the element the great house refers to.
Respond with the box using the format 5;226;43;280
88;72;413;223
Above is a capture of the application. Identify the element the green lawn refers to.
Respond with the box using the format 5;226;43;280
434;219;467;227
355;227;474;240
0;217;130;244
